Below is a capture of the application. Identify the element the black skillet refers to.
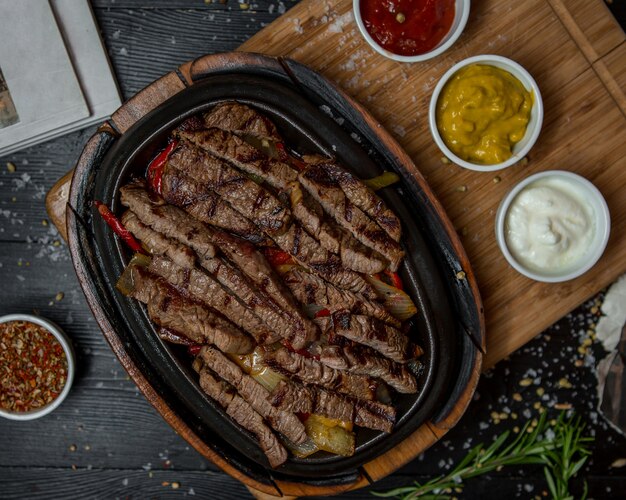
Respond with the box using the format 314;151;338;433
66;53;484;491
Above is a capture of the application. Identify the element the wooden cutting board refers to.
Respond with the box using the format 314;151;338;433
47;0;625;370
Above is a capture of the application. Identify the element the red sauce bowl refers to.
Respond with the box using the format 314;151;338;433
354;0;470;62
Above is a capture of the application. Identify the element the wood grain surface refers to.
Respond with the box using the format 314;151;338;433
2;1;625;499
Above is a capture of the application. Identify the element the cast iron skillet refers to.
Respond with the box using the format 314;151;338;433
67;54;484;488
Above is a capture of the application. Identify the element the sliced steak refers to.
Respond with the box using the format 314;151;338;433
128;266;254;354
161;164;266;244
273;223;377;299
283;267;400;327
319;344;417;394
195;254;317;349
120;181;217;259
121;210;196;268
331;311;423;363
299;163;404;271
304;155;401;242
167;141;290;234
201;102;282;142
175;128;297;190
264;347;376;401
197;367;287;467
200;346;307;444
288;182;387;274
158;327;197;346
270;380;395;433
148;255;280;345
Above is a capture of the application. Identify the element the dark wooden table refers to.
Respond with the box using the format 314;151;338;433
1;1;625;498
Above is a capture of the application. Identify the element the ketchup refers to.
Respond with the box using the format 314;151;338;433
360;0;455;56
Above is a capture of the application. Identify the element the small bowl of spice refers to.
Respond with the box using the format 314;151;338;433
429;55;543;171
353;0;470;62
495;171;611;282
0;314;75;420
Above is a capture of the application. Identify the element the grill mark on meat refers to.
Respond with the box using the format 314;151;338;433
200;346;307;444
270;380;395;433
175;128;297;190
299;163;404;271
327;311;422;363
161;165;266;244
119;182;214;260
196;366;287;468
200;103;282;142
304;155;402;242
319;344;417;393
148;255;280;344
264;347;376;401
167;141;291;234
129;266;254;354
272;224;377;299
288;182;388;274
121;210;196;269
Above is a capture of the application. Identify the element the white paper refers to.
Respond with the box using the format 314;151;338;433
0;0;90;150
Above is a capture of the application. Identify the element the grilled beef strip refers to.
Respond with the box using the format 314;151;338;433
167;141;291;234
158;327;197;346
303;155;401;242
283;267;400;327
174;128;298;190
288;182;388;274
161;164;266;244
330;311;423;363
148;255;280;345
273;223;377;299
270;380;396;433
121;210;196;268
128;266;254;354
299;163;404;271
196;365;287;467
120;181;218;259
263;347;376;401
201;102;282;142
199;346;307;444
319;344;418;394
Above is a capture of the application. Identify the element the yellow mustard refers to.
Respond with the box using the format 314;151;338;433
436;64;534;165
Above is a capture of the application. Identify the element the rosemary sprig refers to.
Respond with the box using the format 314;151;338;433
373;412;593;500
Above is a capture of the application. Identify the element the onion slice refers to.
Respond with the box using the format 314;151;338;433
366;274;417;321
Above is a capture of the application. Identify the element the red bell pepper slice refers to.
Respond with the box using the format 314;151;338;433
93;200;145;254
146;140;178;194
314;308;331;318
263;247;295;267
384;270;404;290
188;344;202;356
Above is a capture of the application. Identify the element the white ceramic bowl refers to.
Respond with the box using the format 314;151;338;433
495;171;611;283
429;54;543;172
353;0;470;63
0;314;75;420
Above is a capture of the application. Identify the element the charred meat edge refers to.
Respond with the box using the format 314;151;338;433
299;163;404;271
196;362;287;468
320;344;418;394
304;154;401;242
167;140;291;234
283;266;400;327
200;346;307;445
161;163;267;244
264;347;376;401
128;266;254;354
331;311;423;363
148;255;280;345
287;181;388;274
270;380;395;433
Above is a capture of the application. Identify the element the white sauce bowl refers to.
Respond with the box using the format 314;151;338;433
429;55;543;171
495;171;611;282
0;314;76;420
353;0;470;63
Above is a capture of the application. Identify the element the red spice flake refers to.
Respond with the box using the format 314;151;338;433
0;321;67;412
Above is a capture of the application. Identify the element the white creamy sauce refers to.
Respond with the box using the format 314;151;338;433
505;177;596;273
